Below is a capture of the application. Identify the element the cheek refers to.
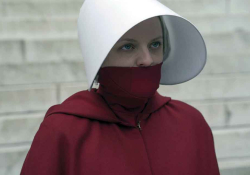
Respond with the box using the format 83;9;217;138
152;50;163;62
115;54;137;66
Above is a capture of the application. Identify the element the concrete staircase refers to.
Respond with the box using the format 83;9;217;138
0;0;250;174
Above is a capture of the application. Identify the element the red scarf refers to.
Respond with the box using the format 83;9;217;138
97;62;163;124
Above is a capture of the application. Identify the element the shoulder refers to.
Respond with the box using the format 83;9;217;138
162;99;211;131
39;89;106;134
167;99;202;116
40;112;92;138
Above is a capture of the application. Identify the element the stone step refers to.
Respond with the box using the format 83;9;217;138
188;15;250;35
0;62;86;85
0;17;78;39
158;73;250;101
0;37;83;65
1;0;79;1
58;82;250;128
1;110;250;159
0;144;30;175
200;54;250;75
1;80;250;125
0;84;58;114
0;64;250;101
0;0;248;19
1;32;250;68
159;0;227;17
0;0;228;19
213;127;250;159
59;82;89;103
0;1;82;19
230;0;250;15
1;15;250;39
204;32;250;56
219;157;250;175
188;99;250;128
0;113;44;145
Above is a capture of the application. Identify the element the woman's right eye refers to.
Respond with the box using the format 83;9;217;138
121;44;134;51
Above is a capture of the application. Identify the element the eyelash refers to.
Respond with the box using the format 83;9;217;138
120;41;162;51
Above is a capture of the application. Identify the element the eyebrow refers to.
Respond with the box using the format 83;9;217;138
117;36;163;43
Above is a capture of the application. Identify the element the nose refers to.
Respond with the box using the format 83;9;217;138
136;47;154;67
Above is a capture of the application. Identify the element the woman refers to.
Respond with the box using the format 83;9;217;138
21;0;220;174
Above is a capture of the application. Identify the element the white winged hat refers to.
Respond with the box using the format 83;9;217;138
77;0;206;91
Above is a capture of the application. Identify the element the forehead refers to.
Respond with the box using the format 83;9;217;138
118;17;162;41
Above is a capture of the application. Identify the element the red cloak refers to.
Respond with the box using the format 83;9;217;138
21;88;220;175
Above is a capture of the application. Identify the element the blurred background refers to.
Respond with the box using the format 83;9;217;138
0;0;250;174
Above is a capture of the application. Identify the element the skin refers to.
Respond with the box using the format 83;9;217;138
101;17;163;68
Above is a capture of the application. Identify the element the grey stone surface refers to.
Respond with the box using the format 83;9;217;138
0;18;77;38
1;2;82;18
188;15;250;35
189;99;250;127
213;127;250;158
227;100;250;126
1;14;249;44
0;145;30;175
201;54;250;75
204;32;250;56
230;0;250;14
0;0;249;174
0;3;3;18
221;168;250;175
0;0;227;18
0;84;57;113
188;101;227;127
59;83;250;128
159;0;227;16
158;74;250;101
0;40;23;65
56;81;250;129
1;0;82;1
219;157;250;175
0;62;86;85
26;38;82;62
59;82;88;103
0;113;44;144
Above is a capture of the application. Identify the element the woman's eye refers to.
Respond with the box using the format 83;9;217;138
121;44;134;51
150;41;161;49
120;42;161;51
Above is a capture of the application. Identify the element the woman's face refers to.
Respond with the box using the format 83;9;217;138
101;17;163;68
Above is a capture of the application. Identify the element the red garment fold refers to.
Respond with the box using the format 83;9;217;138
21;88;220;175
